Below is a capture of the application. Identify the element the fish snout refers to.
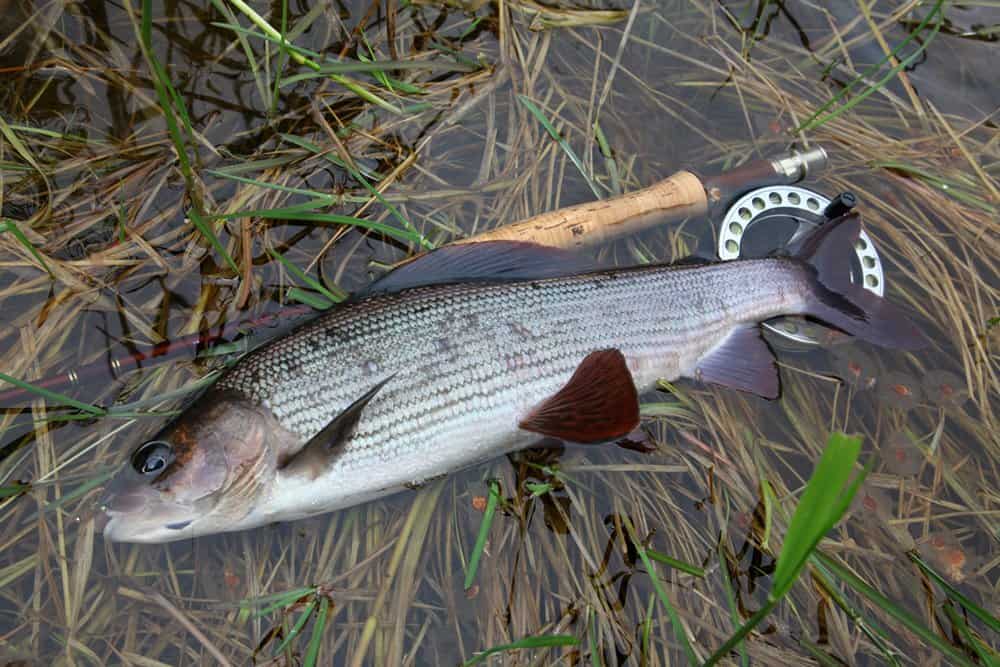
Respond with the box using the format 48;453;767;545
104;492;148;514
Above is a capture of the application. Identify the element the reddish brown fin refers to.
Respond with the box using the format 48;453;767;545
695;325;780;399
519;349;640;444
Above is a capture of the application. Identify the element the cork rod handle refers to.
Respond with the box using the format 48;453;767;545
464;171;708;249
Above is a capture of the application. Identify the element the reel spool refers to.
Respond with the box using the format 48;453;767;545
716;184;885;346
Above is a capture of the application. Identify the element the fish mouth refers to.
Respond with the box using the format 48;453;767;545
98;494;202;543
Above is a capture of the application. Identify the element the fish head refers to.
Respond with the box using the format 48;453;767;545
99;389;284;543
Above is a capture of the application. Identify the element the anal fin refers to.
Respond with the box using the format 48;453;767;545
519;349;640;444
695;325;780;399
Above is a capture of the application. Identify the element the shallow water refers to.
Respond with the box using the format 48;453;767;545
1;0;997;664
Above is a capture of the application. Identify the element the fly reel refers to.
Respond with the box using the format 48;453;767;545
716;183;885;346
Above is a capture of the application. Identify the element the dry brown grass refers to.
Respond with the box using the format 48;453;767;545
0;0;997;664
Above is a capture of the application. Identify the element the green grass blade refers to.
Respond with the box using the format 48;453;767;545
0;115;46;177
463;634;579;667
588;606;604;667
266;247;346;304
187;207;239;274
869;161;995;214
797;1;944;132
704;432;867;667
809;557;902;666
0;219;53;276
815;552;976;667
272;599;317;656
280;59;476;86
799;638;845;667
241;587;316;614
593;121;621;195
941;603;998;666
302;596;330;667
286;287;334;310
623;518;699;665
43;468;116;513
717;544;748;667
269;0;289;115
278;132;431;249
139;0;238;274
0;372;105;415
909;553;1000;634
218;0;402;114
645;549;705;577
464;478;500;590
518;95;602;200
206;170;344;201
278;133;381;178
241;210;423;246
641;593;655;666
771;433;863;597
0;482;30;500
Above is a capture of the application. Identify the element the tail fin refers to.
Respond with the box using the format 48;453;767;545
795;214;927;350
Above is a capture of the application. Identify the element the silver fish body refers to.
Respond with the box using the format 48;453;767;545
222;259;805;525
99;218;925;542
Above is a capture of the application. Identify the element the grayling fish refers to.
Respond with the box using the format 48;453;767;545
98;215;924;542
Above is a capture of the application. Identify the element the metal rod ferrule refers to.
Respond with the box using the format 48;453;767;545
771;146;829;183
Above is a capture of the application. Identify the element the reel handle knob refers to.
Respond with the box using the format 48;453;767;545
824;192;857;219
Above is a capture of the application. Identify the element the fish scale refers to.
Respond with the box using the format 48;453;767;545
216;259;807;522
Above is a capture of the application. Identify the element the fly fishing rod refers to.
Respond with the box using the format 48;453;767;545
463;147;831;248
0;146;884;405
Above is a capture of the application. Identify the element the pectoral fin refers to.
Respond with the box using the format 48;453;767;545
519;349;640;444
279;375;394;478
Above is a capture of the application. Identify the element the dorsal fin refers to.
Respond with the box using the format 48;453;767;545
363;241;599;296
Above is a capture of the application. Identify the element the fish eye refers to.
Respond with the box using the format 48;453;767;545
132;440;173;476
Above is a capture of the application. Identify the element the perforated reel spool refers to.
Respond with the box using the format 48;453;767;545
717;185;885;346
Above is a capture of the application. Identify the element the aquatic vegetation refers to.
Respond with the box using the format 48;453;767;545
917;530;977;583
877;370;924;410
0;0;996;664
881;430;924;476
922;369;970;409
829;345;879;390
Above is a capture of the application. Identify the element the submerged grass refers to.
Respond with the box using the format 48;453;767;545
0;0;997;664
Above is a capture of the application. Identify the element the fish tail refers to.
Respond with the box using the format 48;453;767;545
794;214;927;350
